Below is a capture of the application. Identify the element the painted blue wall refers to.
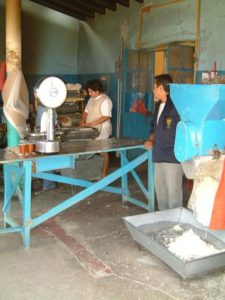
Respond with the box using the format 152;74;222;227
78;0;225;73
141;1;196;48
77;1;142;74
22;0;79;75
21;0;80;101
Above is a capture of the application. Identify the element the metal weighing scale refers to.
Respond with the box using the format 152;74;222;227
34;76;67;153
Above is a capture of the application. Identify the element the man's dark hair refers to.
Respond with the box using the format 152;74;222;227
86;79;104;92
154;74;173;93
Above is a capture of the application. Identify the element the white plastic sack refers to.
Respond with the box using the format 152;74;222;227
188;156;224;226
66;83;82;91
181;156;215;179
188;177;219;226
2;68;29;138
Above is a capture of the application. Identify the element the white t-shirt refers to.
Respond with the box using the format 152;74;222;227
157;102;165;124
85;94;113;139
85;95;112;117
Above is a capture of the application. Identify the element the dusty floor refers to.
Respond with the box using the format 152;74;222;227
0;158;225;300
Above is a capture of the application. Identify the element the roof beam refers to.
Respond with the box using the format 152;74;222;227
30;0;86;20
116;0;130;7
90;0;117;11
28;0;145;21
71;0;106;15
51;0;95;18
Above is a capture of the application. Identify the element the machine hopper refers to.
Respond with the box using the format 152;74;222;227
170;84;225;162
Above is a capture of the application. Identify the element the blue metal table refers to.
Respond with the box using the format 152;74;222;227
0;138;154;248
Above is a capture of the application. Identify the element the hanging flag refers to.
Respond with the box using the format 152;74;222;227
0;60;6;90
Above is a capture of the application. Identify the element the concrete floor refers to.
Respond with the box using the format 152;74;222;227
0;159;225;300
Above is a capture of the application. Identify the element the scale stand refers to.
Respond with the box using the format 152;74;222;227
34;77;67;153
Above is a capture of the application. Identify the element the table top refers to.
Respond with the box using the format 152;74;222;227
0;138;145;164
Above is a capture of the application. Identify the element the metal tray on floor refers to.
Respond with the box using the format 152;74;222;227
123;208;225;278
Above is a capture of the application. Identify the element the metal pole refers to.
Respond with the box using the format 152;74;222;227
47;108;54;141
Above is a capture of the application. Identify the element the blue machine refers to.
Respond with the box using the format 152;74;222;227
170;84;225;162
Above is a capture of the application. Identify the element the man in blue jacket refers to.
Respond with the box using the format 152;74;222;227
145;74;183;210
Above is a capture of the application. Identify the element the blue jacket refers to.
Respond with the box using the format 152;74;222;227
151;96;180;163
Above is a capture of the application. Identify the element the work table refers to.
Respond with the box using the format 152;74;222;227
0;138;154;248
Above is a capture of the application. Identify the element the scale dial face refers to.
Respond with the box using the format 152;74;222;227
36;77;67;108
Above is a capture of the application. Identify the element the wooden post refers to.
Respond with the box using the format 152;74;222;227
5;0;21;146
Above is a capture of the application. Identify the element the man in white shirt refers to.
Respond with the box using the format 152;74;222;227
79;79;113;178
